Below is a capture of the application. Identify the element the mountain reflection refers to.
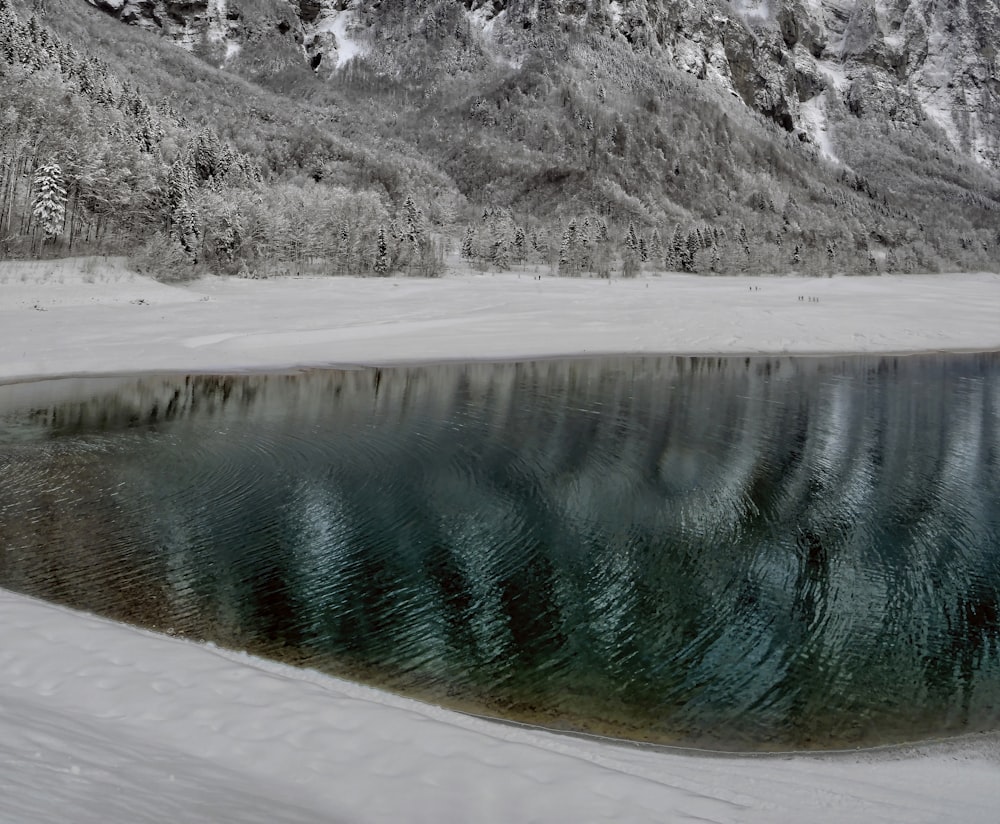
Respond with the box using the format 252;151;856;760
0;354;998;750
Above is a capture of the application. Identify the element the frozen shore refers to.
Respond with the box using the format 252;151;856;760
1;258;999;823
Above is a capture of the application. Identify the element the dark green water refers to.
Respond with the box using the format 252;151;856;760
1;355;998;751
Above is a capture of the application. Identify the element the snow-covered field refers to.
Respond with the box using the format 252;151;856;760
2;258;1000;382
1;257;999;823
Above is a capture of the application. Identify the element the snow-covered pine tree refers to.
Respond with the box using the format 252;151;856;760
738;224;751;269
597;219;610;244
167;159;194;214
622;221;640;278
336;222;350;274
649;229;662;262
374;226;389;274
171;198;200;257
668;225;684;271
624;222;638;255
886;247;898;272
683;229;700;272
31;160;66;242
580;217;592;271
193;126;222;181
460;225;475;260
559;218;578;275
513;225;526;263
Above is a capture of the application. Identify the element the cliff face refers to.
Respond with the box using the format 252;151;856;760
85;0;1000;168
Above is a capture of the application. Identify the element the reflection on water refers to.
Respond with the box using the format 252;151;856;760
0;355;998;751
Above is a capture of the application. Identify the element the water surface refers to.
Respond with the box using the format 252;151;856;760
1;355;998;750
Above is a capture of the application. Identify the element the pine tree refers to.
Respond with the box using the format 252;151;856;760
559;219;578;275
336;223;350;274
648;229;662;262
31;161;66;241
491;236;510;270
738;224;751;269
622;222;640;278
172;198;200;257
669;225;685;271
167;159;195;214
403;194;421;245
374;226;389;274
460;225;475;260
886;247;899;272
683;229;700;272
580;217;592;272
597;219;610;244
400;193;427;273
513;225;526;263
624;222;638;255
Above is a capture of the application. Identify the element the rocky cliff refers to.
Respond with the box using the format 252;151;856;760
85;0;1000;169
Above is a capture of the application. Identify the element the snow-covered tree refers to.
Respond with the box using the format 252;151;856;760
559;218;579;275
31;160;65;241
172;197;200;257
648;228;662;263
192;126;222;181
374;226;389;274
513;225;526;263
460;225;475;260
622;221;640;278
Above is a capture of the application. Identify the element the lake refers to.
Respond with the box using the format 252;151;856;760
1;354;998;751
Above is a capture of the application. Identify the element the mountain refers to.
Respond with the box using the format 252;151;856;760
3;0;1000;275
82;0;1000;168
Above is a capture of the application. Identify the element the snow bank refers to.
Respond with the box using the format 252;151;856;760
1;257;999;822
2;589;998;824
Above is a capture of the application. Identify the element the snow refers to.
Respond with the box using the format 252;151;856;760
911;19;965;152
816;57;851;94
315;10;368;69
2;258;1000;382
729;0;773;27
2;256;1000;823
2;589;999;824
799;92;840;162
464;6;520;69
206;0;227;43
609;0;624;26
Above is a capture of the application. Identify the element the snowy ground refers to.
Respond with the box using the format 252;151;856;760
1;257;999;823
2;258;1000;382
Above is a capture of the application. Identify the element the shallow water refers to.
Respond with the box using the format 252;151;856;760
1;355;998;751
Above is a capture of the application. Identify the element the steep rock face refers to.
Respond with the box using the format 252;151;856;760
85;0;1000;167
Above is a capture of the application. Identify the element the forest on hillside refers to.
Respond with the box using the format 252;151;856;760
3;0;1000;277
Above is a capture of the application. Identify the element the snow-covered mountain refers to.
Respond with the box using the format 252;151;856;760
85;0;1000;169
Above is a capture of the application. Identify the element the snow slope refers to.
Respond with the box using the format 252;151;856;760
1;257;1000;822
2;590;998;824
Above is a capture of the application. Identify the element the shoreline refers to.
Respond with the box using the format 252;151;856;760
4;344;1000;387
2;584;998;824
